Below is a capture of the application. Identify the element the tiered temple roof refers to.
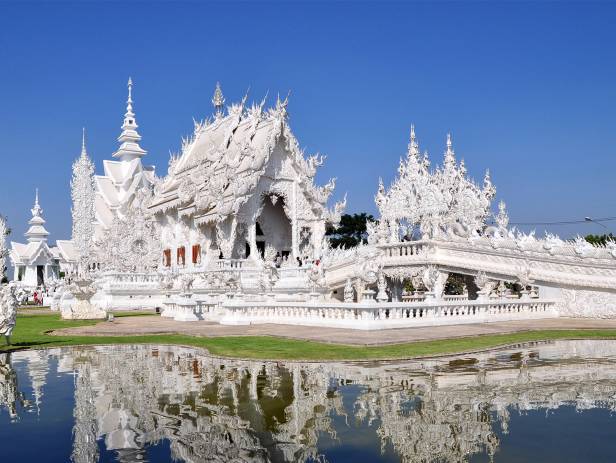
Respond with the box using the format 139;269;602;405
93;78;155;238
149;85;338;226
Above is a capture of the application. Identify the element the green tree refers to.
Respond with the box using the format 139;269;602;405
585;233;615;246
326;213;375;248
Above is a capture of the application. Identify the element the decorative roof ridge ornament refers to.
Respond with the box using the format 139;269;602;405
495;200;509;230
212;82;225;118
275;91;290;120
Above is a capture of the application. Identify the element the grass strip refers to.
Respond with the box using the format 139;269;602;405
3;313;616;361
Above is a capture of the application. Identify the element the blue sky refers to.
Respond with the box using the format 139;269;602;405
1;1;615;243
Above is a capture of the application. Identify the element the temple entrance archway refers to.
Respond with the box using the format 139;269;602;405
36;265;44;286
256;195;292;258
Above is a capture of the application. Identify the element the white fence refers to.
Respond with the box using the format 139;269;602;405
217;298;557;330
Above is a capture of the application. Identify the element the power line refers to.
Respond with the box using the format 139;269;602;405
508;216;616;226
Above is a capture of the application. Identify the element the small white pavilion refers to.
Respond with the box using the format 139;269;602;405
10;190;71;287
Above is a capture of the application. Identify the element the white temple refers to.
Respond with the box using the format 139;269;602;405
5;80;616;326
9;190;72;288
150;84;344;270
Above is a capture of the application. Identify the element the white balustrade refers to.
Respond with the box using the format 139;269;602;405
216;259;246;270
218;298;557;330
381;241;428;258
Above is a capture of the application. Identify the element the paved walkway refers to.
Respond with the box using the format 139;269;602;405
51;316;616;346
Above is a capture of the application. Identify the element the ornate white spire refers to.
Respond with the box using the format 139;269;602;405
112;77;147;161
25;188;49;243
71;132;96;264
444;133;456;169
212;82;225;118
407;124;419;158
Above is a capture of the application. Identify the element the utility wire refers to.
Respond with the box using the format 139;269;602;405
508;216;616;226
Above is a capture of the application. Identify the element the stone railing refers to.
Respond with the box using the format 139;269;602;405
443;294;469;302
218;298;558;330
215;259;247;270
161;296;220;321
377;239;616;291
101;272;160;284
401;293;426;302
380;241;431;258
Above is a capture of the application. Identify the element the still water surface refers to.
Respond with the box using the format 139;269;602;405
2;341;616;462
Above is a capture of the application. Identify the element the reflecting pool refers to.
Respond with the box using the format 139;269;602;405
3;340;616;462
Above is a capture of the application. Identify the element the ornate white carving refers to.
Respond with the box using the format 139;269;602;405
560;289;616;318
375;129;495;240
0;216;7;281
343;278;355;302
71;133;96;269
376;271;388;302
63;276;106;320
96;188;161;273
0;284;17;344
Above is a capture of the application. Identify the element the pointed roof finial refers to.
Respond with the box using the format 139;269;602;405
212;82;225;117
408;124;419;158
113;77;147;161
127;77;133;102
26;188;49;242
81;127;87;156
444;132;456;167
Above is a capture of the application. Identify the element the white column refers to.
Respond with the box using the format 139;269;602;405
248;223;257;260
291;178;298;259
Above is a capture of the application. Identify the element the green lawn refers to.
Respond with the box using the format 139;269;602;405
4;312;616;361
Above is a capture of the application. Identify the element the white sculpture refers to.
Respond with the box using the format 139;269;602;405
343;278;355;303
71;129;96;265
376;270;388;302
178;273;195;297
0;284;18;345
63;276;105;320
474;271;496;301
96;187;161;273
375;128;495;241
63;138;107;320
0;215;7;282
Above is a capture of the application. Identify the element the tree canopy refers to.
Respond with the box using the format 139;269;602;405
326;213;374;248
585;233;615;246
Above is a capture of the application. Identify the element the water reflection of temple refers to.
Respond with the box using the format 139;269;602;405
4;341;616;462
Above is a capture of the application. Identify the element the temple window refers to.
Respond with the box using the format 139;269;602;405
177;246;185;266
163;249;171;267
192;244;201;264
